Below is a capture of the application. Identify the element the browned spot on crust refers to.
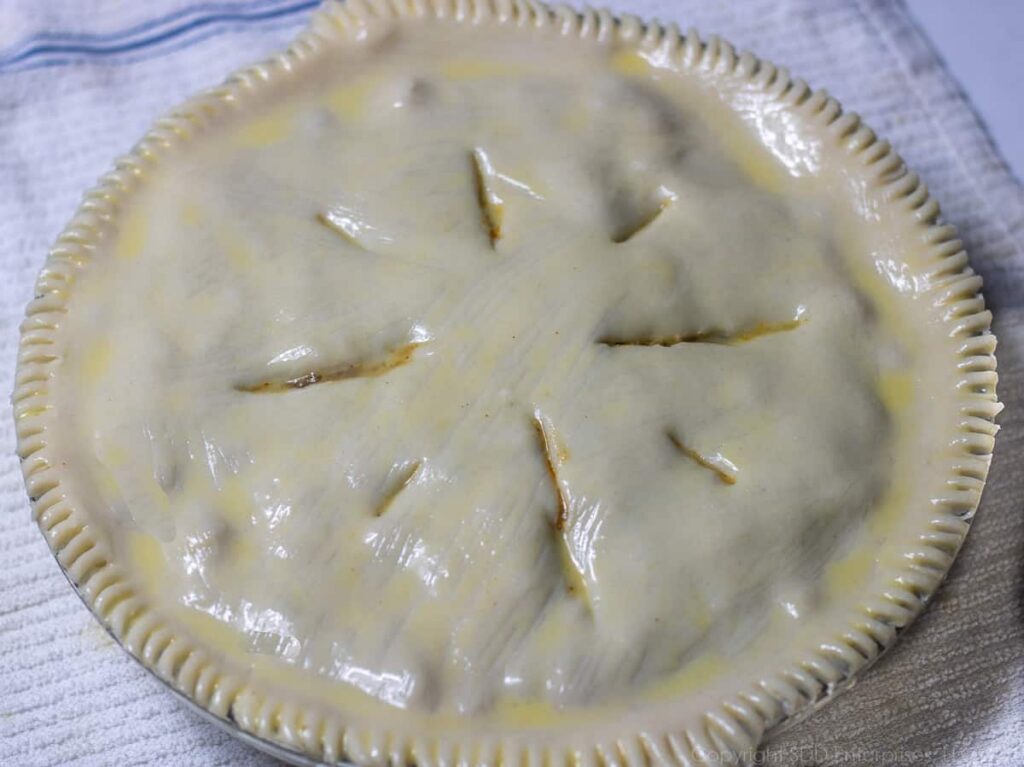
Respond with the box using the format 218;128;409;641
667;431;737;485
236;342;423;393
375;460;422;517
610;194;673;244
470;149;503;247
598;318;804;348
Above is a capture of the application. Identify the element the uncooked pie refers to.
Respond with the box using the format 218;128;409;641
15;1;1000;764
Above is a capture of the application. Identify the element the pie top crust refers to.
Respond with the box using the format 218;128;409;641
15;1;1000;764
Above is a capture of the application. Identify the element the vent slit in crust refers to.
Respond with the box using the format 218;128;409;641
667;431;738;485
235;342;424;393
597;317;805;348
470;148;504;247
532;410;569;531
532;411;589;605
375;460;423;517
316;210;368;250
609;188;676;244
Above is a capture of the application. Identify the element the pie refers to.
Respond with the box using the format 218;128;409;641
14;1;1001;764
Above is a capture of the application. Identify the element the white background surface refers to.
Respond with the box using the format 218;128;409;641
907;0;1024;181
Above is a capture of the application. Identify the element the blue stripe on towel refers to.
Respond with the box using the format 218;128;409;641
0;0;319;72
0;0;291;55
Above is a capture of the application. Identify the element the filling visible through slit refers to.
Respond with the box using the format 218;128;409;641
666;431;738;485
532;411;590;605
598;317;805;347
470;148;504;247
235;342;423;393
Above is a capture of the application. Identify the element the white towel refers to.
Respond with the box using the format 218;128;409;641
1;1;1021;765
